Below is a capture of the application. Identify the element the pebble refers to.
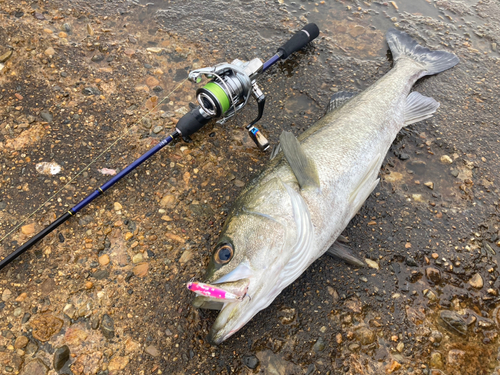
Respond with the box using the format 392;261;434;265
92;269;109;280
44;47;55;57
313;337;326;352
242;355;259;369
153;125;164;134
132;262;149;277
53;345;70;371
398;152;410;160
386;360;401;373
101;314;115;339
451;169;459;177
108;356;129;372
14;336;29;349
424;181;434;190
425;267;441;284
447;349;466;366
113;202;122;211
145;345;160;357
19;359;48;375
430;352;443;368
354;326;375;345
365;258;379;269
234;180;245;187
469;273;483;289
2;288;12;301
146;76;160;87
439;310;467;335
440;155;453;164
0;49;12;63
132;253;143;264
30;314;63;341
98;254;110;266
21;223;35;235
40;111;53;123
159;194;175;208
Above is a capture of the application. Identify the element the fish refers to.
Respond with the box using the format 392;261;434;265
189;28;459;344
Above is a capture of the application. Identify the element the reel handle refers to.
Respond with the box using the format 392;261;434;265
277;23;320;59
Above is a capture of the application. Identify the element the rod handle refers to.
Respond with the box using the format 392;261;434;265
277;23;320;59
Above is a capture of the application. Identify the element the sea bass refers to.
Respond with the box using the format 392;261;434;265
189;28;459;344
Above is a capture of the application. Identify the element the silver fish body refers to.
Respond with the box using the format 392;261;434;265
192;28;459;344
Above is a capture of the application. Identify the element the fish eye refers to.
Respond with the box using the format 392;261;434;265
214;244;234;264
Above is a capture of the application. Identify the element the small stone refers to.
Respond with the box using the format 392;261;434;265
146;76;160;87
2;288;12;301
0;49;13;63
108;356;129;372
153;125;164;134
14;336;29;349
125;232;133;241
440;310;467;335
44;47;55;57
132;262;149;277
30;314;63;341
58;31;68;38
365;258;379;269
65;328;88;346
21;223;36;235
91;54;105;62
159;194;175;208
313;337;326;352
440;155;453;164
145;345;160;357
92;269;109;280
242;355;259;369
87;24;94;36
234;180;245;187
451;169;459;177
63;304;77;320
431;253;439;259
396;342;404;353
424;181;434;189
113;202;122;211
19;359;48;375
85;281;94;289
146;47;163;53
98;254;110;266
469;273;483;289
386;360;401;373
53;345;70;371
40;111;53;123
101;314;115;339
132;253;143;264
355;326;375;345
425;267;441;284
398;152;410;160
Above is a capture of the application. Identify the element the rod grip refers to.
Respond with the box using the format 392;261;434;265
277;23;320;59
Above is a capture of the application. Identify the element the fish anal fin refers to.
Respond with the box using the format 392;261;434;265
327;91;357;113
325;240;365;267
279;131;320;190
404;91;440;127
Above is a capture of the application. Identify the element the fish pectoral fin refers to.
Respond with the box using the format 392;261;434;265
325;240;365;267
404;91;440;127
279;131;320;190
326;91;357;113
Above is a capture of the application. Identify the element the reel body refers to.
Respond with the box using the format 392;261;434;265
186;58;270;151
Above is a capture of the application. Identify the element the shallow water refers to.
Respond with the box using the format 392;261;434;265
0;0;499;374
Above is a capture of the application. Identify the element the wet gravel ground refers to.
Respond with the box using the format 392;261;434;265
1;0;500;374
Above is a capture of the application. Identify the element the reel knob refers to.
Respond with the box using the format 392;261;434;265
247;126;269;151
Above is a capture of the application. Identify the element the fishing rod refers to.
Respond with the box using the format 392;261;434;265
0;23;320;271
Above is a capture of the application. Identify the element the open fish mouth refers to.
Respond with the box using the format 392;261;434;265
187;278;251;303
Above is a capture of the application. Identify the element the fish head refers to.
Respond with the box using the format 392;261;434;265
193;178;309;344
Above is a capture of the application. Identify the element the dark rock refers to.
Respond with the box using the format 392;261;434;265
398;152;410;160
242;355;259;369
405;256;417;267
313;337;326;352
91;54;105;62
92;270;109;280
22;312;31;324
425;267;441;284
439;310;467;335
40;111;53;123
100;314;114;339
82;87;101;96
53;345;70;371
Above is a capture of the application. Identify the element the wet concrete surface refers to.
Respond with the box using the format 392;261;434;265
0;0;500;374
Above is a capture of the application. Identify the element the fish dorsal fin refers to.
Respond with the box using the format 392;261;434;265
327;91;357;113
279;131;320;190
404;91;440;127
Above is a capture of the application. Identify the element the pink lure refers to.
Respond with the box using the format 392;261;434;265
186;282;241;301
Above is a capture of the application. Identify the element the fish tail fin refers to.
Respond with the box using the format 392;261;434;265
386;28;459;76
